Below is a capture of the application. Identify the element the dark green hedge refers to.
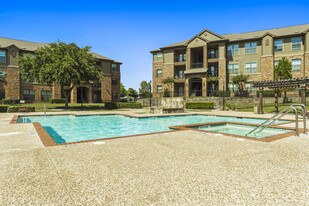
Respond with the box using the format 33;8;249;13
7;106;35;113
256;90;282;97
2;99;20;105
186;102;214;109
213;91;230;97
50;98;66;104
105;102;142;110
0;105;8;112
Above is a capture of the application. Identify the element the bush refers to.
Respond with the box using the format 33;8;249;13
186;102;214;109
105;102;142;110
0;105;8;112
2;99;20;105
213;91;230;97
163;88;170;97
7;106;35;113
224;103;236;111
50;98;66;104
256;90;282;97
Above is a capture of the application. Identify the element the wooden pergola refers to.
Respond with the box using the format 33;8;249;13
252;77;309;114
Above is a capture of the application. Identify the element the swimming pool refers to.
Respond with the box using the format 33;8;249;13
191;123;294;138
17;114;290;143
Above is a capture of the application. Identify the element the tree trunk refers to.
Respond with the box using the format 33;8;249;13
283;90;287;104
259;88;264;114
61;84;74;110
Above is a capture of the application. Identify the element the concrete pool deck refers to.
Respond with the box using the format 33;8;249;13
0;110;309;204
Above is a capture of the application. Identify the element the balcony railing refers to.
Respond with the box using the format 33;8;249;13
208;53;218;59
174;74;185;80
190;90;203;97
175;91;185;97
192;62;203;68
175;54;186;62
208;70;218;77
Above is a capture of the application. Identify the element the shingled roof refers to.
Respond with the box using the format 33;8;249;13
151;23;309;52
0;37;121;63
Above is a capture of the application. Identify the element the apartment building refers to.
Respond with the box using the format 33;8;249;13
151;24;309;97
0;37;121;103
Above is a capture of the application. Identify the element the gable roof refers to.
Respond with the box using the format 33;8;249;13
0;37;121;63
151;23;309;52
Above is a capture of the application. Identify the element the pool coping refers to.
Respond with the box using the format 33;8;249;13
10;113;302;147
169;121;301;142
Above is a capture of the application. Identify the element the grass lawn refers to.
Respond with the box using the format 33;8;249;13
236;102;308;113
11;102;108;112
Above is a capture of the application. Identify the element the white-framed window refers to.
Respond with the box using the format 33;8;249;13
274;40;283;52
245;42;257;54
157;52;163;61
292;59;301;71
292;37;301;50
274;60;279;66
157;85;162;93
228;83;239;92
227;44;239;56
228;64;239;74
245;62;257;73
0;51;6;63
23;90;35;100
156;69;162;77
112;64;118;71
41;90;52;100
245;82;257;93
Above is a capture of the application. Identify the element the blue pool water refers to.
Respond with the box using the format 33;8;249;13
17;115;290;143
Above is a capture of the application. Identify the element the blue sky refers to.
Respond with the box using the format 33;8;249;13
1;0;309;90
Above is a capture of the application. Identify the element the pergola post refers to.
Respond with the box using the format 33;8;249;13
301;86;306;106
259;88;264;114
275;88;279;113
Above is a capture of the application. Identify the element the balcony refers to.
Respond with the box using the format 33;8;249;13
192;62;203;68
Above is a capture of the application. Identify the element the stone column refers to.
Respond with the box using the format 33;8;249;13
88;84;93;103
186;48;191;70
203;45;208;69
52;82;61;99
202;77;207;96
71;86;77;103
185;78;189;97
101;75;112;102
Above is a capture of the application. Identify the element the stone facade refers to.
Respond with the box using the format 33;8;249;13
0;37;121;103
151;25;309;98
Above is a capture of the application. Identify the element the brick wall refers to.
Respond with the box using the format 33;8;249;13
0;67;20;99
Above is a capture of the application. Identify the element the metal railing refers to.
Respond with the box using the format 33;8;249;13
246;104;307;137
192;62;203;68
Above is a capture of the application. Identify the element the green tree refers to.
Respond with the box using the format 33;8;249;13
162;77;175;97
274;57;293;104
19;41;101;109
231;74;249;97
163;88;170;97
0;69;7;82
120;83;127;97
139;80;152;98
127;88;138;98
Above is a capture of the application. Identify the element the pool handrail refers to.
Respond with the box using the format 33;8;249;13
246;104;306;137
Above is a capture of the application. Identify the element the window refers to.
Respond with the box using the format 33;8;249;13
245;42;257;54
176;53;186;62
157;85;162;93
112;64;118;71
41;90;51;100
274;61;279;66
228;83;239;92
23;53;35;57
21;72;35;83
92;82;101;88
0;51;6;63
157;52;163;61
228;64;239;74
227;44;239;56
156;69;162;77
0;89;5;99
245;83;256;93
292;59;301;71
245;62;257;73
112;78;118;85
292;37;301;50
23;90;35;100
274;40;283;52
